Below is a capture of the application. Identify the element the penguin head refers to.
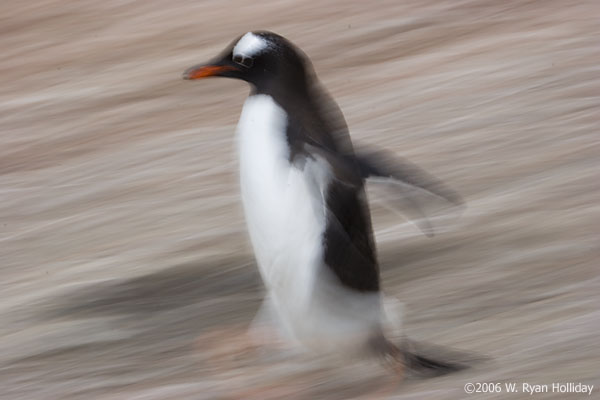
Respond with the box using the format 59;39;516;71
183;31;311;92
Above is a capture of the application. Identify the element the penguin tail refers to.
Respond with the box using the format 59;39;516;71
403;348;469;377
371;336;473;378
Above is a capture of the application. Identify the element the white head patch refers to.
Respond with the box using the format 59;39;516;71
233;32;268;58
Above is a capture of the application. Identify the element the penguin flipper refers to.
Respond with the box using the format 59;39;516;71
353;146;463;206
353;146;465;237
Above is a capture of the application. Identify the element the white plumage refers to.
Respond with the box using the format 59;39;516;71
237;94;385;354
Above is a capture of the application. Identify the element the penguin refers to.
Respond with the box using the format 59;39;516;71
183;31;465;376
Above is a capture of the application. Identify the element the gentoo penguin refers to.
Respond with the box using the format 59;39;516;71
183;31;464;375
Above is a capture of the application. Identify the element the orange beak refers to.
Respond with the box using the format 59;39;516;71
182;64;237;80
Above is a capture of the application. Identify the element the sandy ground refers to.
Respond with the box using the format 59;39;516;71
1;0;599;399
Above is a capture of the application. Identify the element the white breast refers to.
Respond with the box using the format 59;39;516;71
237;95;326;300
236;95;386;352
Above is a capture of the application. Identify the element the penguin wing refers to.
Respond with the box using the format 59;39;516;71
353;146;464;237
304;144;380;292
353;146;463;205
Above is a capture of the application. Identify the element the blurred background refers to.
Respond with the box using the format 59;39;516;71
1;1;598;399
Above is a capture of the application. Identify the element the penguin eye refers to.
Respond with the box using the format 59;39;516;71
233;54;253;68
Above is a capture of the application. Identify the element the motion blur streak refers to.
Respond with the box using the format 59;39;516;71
1;1;598;399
